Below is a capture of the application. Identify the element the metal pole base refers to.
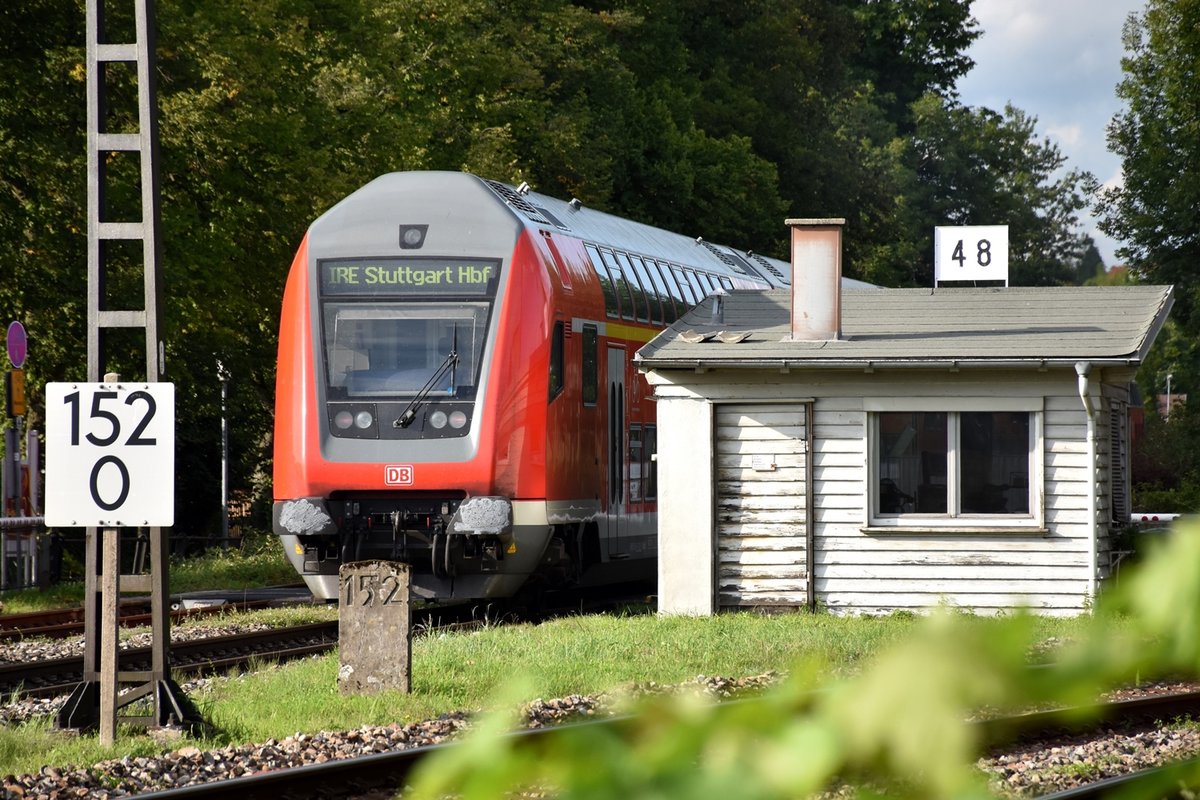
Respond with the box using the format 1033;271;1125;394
55;678;207;734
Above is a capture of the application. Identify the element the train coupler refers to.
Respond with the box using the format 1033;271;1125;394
434;496;513;577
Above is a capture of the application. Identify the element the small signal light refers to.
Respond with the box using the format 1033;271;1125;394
398;224;428;249
5;369;24;417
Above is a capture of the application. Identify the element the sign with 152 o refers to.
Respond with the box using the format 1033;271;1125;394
45;382;175;528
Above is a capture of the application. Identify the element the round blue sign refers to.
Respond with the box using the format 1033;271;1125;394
7;321;27;368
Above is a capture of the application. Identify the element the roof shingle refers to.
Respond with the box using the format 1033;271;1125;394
636;285;1174;369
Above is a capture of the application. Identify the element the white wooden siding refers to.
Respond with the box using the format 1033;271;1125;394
715;403;809;608
651;369;1109;616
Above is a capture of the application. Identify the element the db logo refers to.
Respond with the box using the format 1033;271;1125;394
384;464;414;486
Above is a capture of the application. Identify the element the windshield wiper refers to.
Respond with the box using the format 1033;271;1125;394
394;332;460;429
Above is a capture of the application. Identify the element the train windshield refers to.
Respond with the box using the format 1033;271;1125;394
323;302;489;399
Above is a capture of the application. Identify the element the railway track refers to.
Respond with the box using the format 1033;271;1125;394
0;622;340;698
0;581;651;701
0;598;288;642
27;688;1200;800
0;585;314;641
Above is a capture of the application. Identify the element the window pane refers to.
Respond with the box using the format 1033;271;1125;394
657;260;686;318
615;252;650;323
629;423;643;502
323;302;488;399
960;412;1030;514
582;324;597;406
673;267;698;307
878;412;947;514
549;321;564;400
584;244;620;319
602;250;637;321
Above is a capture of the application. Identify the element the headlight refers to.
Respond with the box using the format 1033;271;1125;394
429;410;448;429
354;410;374;429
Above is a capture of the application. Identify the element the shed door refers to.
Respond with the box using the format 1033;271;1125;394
715;403;809;608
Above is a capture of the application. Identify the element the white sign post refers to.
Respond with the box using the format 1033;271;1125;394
45;382;175;528
934;225;1009;285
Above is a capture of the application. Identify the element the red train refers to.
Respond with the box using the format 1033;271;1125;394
272;171;802;602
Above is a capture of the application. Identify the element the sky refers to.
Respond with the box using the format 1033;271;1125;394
954;0;1145;269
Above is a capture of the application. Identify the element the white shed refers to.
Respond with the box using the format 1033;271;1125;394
636;220;1173;617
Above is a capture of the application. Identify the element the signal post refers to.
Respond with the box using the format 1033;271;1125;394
48;0;199;743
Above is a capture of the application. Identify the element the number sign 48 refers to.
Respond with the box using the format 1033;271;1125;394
45;382;175;527
934;225;1009;284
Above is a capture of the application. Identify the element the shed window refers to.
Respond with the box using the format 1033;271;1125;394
867;399;1043;529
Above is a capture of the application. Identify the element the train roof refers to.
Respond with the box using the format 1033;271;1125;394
312;171;874;291
474;175;795;288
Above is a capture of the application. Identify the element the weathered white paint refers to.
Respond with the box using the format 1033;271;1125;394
656;397;715;615
715;403;809;608
649;367;1128;616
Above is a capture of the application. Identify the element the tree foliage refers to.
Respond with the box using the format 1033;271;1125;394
0;0;1105;534
1100;0;1200;415
898;97;1099;287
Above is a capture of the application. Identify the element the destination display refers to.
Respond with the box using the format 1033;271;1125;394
320;258;500;297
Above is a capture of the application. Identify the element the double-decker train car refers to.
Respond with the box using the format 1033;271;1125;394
273;170;844;602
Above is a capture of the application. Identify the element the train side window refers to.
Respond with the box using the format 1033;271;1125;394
644;424;657;500
636;255;671;324
697;272;717;295
672;267;698;308
601;249;637;322
628;254;664;325
549;320;564;402
650;260;681;322
584;243;620;319
628;423;643;502
718;276;734;290
615;251;650;324
581;323;598;407
682;268;705;302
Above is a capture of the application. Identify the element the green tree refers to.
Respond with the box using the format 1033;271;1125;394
1075;241;1106;285
0;0;87;404
0;0;1111;533
1100;1;1200;322
900;95;1099;287
849;0;980;130
1099;0;1200;413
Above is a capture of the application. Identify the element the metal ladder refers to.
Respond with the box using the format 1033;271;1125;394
57;0;199;742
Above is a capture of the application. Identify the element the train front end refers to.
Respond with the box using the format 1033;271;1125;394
272;172;551;602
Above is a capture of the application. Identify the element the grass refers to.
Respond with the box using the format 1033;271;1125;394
0;531;299;615
0;609;1092;778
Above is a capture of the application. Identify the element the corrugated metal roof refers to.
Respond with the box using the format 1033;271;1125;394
636;285;1174;369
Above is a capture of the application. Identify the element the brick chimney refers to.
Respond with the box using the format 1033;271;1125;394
788;218;844;341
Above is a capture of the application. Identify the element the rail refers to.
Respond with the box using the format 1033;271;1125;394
0;515;43;529
73;689;1200;800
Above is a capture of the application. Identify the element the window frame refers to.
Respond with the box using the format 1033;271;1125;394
864;397;1045;531
548;320;565;402
581;323;598;407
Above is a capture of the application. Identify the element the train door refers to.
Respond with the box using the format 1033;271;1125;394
606;345;627;558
